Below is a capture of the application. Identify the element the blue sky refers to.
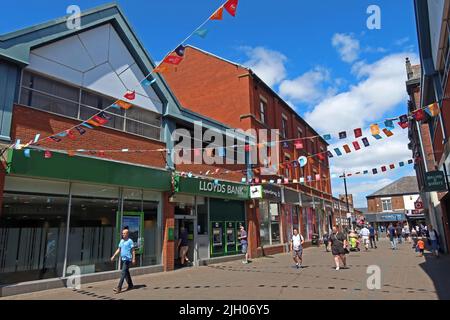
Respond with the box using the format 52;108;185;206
0;0;419;207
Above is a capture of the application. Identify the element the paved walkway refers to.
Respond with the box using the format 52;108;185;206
3;238;450;300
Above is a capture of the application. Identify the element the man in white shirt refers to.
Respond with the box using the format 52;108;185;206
290;228;305;269
359;225;370;251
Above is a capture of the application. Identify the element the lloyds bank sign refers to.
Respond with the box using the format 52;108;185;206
178;177;249;200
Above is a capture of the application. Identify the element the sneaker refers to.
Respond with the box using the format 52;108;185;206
296;264;299;269
335;267;340;271
113;288;121;294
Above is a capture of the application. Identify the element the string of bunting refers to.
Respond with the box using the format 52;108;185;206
336;158;415;178
5;0;241;153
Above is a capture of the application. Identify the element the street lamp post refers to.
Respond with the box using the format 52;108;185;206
343;171;351;230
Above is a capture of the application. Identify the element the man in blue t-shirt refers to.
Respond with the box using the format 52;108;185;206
111;228;136;294
238;225;249;264
369;224;377;249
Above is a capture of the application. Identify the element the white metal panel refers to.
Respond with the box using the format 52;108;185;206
108;26;135;75
78;24;110;65
82;62;127;99
32;35;95;72
28;53;83;86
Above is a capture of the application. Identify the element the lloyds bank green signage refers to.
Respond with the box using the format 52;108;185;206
177;177;249;200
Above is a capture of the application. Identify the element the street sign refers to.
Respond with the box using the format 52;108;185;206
424;171;447;192
250;185;263;199
414;200;424;210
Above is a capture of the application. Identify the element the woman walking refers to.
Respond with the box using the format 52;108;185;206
329;226;348;271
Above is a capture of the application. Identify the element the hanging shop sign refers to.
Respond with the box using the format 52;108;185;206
177;177;249;200
250;185;263;199
424;171;447;192
261;184;282;202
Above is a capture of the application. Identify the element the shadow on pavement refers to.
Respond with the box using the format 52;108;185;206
418;251;450;300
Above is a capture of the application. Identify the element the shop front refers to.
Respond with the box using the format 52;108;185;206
256;184;284;254
282;187;301;244
300;194;316;241
172;176;249;264
0;150;170;285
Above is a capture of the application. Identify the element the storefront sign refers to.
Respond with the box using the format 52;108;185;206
178;177;249;200
261;184;282;202
250;185;263;199
283;188;301;204
425;171;447;192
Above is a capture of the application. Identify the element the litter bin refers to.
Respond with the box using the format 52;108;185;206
311;233;320;246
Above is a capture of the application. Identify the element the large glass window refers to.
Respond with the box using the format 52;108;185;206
258;201;281;245
143;190;160;267
270;203;281;244
258;201;270;246
20;70;161;140
0;191;69;285
67;184;119;275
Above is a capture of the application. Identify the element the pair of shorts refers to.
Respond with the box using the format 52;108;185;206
293;249;303;258
241;243;248;254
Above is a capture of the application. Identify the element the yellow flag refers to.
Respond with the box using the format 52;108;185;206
428;102;440;116
116;100;133;110
153;65;169;74
370;124;380;136
210;7;224;20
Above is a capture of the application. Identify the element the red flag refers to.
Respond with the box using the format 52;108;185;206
99;150;106;157
354;128;362;138
294;140;303;150
44;150;52;159
67;130;77;140
352;141;361;151
93;115;108;125
398;121;409;129
164;55;184;65
315;174;321;181
381;166;387;172
413;109;425;121
210;6;224;20
389;164;395;170
124;91;136;100
316;153;325;161
224;0;239;17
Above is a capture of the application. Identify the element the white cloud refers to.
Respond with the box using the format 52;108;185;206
332;33;360;63
395;37;410;46
242;47;287;87
304;53;418;133
278;67;334;104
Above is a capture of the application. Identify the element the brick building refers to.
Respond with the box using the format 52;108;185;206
164;46;333;255
410;0;450;251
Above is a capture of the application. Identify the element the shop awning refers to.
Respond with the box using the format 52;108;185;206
364;212;407;222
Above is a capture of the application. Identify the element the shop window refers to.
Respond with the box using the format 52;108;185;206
0;192;69;284
258;201;270;246
67;184;120;274
382;198;392;212
270;203;281;244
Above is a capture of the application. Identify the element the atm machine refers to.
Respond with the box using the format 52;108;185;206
211;222;224;257
225;222;237;255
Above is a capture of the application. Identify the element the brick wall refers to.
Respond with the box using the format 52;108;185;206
11;105;167;168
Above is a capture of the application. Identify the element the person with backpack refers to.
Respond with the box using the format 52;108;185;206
323;232;330;252
290;228;305;269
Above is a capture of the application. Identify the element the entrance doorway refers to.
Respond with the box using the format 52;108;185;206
174;216;196;269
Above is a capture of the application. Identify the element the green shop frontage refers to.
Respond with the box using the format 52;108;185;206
171;176;249;265
0;149;171;285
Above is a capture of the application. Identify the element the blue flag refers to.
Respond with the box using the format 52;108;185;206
323;134;331;141
399;161;405;167
24;149;31;158
334;148;342;156
373;134;382;140
384;119;395;129
194;28;209;39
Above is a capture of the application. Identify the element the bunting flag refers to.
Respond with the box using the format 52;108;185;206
87;119;102;127
316;153;325;161
164;55;184;65
307;176;312;182
384;119;395;129
381;166;387;172
373;134;382;140
334;148;342;156
399;161;405;167
315;174;321;181
362;137;370;147
93;115;109;125
194;149;201;157
153;65;170;73
224;0;239;17
67;130;77;140
372;168;378;174
194;28;209;38
352;141;361;151
323;134;331;141
398;121;409;129
399;114;408;123
75;126;86;135
389;164;395;170
294;140;303;149
363;170;369;174
210;6;224;20
44;150;52;159
354;128;362;138
327;151;334;158
343;144;351;153
67;150;76;157
408;159;413;164
299;177;305;184
292;160;299;168
413;109;425;121
370;124;380;136
277;179;282;184
98;151;106;157
49;136;62;143
124;91;136;100
174;45;186;57
33;134;41;144
218;147;226;157
428;102;440;116
57;132;68;137
382;128;394;137
23;149;31;158
284;178;289;184
339;131;347;139
282;141;290;149
116;100;133;110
